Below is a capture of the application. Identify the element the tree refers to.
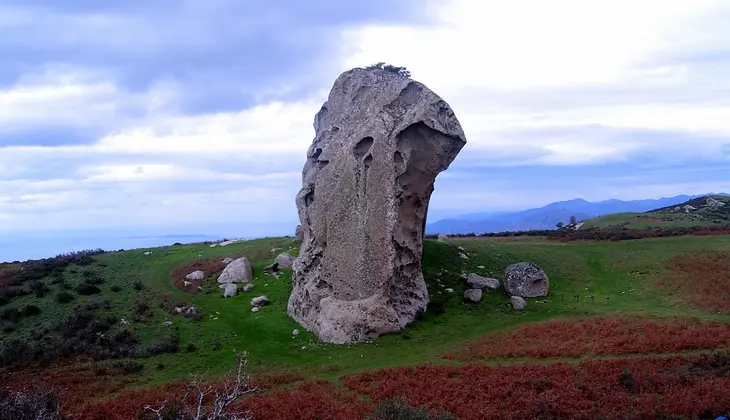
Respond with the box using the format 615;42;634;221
569;215;577;225
364;62;411;78
556;222;564;229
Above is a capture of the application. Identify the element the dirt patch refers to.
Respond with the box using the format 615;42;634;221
442;316;730;361
170;258;226;294
658;251;730;314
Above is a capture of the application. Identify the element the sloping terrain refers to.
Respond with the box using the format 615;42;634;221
583;195;730;229
2;234;730;418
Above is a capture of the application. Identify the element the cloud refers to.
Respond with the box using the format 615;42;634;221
0;0;729;239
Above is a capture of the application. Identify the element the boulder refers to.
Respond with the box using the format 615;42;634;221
437;234;449;242
510;296;527;311
464;289;482;302
275;253;296;269
287;67;467;344
223;283;238;297
221;257;234;265
466;273;500;293
242;284;254;292
251;296;269;307
504;262;549;298
217;257;253;284
185;270;205;281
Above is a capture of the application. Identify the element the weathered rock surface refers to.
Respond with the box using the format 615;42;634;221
185;270;205;281
218;257;253;284
504;262;549;298
275;253;296;269
464;288;483;302
294;225;304;242
510;296;527;311
437;234;449;242
221;257;234;265
288;67;467;344
466;273;500;292
223;283;238;297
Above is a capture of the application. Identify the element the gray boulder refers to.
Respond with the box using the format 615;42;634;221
510;296;527;311
221;257;234;265
251;295;269;307
275;253;296;269
185;270;205;281
466;273;500;293
287;67;467;344
437;234;449;242
223;283;238;297
217;257;253;284
464;289;483;302
504;262;549;298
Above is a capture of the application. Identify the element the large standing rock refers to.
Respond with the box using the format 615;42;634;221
217;257;253;284
503;262;549;298
288;67;467;344
294;225;304;242
223;283;238;298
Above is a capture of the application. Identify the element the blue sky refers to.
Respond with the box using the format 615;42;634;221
1;0;729;236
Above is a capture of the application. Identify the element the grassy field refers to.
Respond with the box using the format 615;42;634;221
3;234;730;418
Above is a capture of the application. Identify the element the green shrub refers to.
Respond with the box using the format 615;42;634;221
75;283;101;296
0;308;21;322
56;291;75;304
21;305;41;317
110;285;121;292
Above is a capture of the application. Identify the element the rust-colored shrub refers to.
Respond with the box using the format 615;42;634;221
659;251;730;314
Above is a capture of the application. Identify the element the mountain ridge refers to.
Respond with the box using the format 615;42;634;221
426;193;730;234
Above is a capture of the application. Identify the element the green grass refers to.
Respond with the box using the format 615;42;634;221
3;234;730;388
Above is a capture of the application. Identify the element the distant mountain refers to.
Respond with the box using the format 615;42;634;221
426;193;729;235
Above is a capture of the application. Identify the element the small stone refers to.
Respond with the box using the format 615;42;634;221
186;270;205;281
223;283;238;297
464;289;483;302
445;288;454;293
252;307;260;313
438;234;449;242
293;329;300;336
183;281;192;287
466;274;500;293
459;253;469;260
242;284;254;292
221;257;234;265
251;295;270;307
510;296;527;311
457;246;467;254
477;265;485;269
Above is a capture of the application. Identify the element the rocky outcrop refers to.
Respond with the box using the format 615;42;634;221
504;262;549;298
288;67;467;344
218;257;253;284
294;225;304;242
466;274;500;292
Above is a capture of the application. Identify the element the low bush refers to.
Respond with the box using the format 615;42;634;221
1;308;21;322
21;305;41;317
110;285;121;292
56;291;75;304
81;270;104;285
0;388;66;420
132;280;145;291
75;283;101;296
94;359;145;376
368;397;455;420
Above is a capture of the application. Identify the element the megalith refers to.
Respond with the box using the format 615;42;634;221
287;67;467;344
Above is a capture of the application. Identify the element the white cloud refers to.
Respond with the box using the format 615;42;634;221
340;0;730;165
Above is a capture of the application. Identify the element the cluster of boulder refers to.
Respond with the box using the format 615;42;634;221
460;258;549;311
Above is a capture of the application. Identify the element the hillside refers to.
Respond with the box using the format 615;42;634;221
425;194;722;235
3;234;730;418
583;195;730;229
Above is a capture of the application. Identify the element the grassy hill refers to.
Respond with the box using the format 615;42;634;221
582;195;730;229
2;233;730;418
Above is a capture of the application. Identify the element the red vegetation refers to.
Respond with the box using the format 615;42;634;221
170;258;225;294
341;353;730;420
442;316;730;361
659;251;730;314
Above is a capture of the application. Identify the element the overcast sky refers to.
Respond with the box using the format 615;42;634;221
1;0;729;235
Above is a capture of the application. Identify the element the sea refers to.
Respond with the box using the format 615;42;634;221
0;233;227;263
